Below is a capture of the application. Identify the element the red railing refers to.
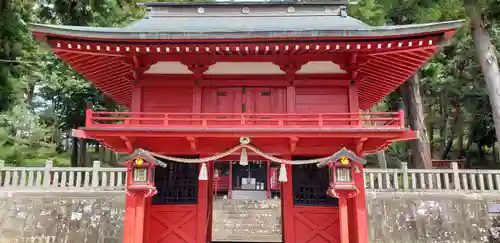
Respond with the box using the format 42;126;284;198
85;110;405;129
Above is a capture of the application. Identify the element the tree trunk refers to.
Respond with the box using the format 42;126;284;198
442;103;462;159
109;151;118;167
467;3;500;159
78;138;87;167
400;74;433;168
377;150;388;168
71;136;78;167
99;144;106;163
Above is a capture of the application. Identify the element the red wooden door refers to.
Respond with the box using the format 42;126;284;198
245;87;286;114
293;206;340;243
202;87;242;113
147;205;199;243
244;87;285;126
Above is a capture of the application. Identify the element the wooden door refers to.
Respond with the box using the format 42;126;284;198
245;87;285;126
293;206;340;243
245;87;286;114
202;87;242;113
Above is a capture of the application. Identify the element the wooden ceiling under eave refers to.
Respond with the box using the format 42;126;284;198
41;33;451;110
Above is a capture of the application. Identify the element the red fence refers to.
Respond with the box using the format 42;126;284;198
86;110;405;129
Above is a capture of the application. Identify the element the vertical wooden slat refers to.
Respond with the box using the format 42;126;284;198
43;160;53;187
53;172;59;187
84;171;91;188
91;161;101;188
444;173;450;190
470;174;477;190
479;174;485;190
411;173;416;189
28;171;34;187
385;172;391;189
69;171;75;187
20;170;27;187
401;162;409;190
117;172;124;189
461;174;468;190
76;172;82;188
436;173;442;189
369;173;375;189
419;173;425;189
393;172;399;189
452;162;461;190
377;173;383;189
0;160;4;187
110;172;116;189
4;171;11;187
427;173;433;189
487;174;494;191
101;171;108;189
60;172;67;188
12;170;19;188
35;171;43;187
496;174;500;191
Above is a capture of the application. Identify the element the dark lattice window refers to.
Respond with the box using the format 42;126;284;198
292;160;338;206
152;159;199;205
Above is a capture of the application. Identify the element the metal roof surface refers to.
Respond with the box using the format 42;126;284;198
30;19;464;40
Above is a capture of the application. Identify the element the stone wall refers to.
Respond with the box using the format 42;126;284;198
0;190;498;243
367;191;498;243
0;191;124;243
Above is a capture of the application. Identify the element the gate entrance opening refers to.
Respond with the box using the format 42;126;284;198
211;160;282;242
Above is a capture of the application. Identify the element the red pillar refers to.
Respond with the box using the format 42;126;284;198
348;172;368;243
123;192;148;243
281;161;295;243
122;194;136;243
338;196;350;243
197;163;209;243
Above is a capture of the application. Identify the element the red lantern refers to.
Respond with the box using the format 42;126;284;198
120;149;167;198
318;148;366;199
127;157;156;192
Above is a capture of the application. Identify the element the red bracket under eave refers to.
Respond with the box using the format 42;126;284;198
72;129;90;139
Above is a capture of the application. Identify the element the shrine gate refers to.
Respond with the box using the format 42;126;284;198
30;1;463;243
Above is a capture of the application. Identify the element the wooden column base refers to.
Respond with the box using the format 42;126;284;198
338;196;350;243
123;190;156;243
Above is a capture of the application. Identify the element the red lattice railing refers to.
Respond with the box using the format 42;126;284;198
85;110;405;129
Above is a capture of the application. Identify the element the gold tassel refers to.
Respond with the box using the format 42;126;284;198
279;163;288;182
240;147;248;166
199;163;208;180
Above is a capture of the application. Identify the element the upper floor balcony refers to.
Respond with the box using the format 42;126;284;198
85;110;405;130
76;110;415;155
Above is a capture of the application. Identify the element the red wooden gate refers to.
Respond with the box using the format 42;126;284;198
147;205;199;243
293;206;340;243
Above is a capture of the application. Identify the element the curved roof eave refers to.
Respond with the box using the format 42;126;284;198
29;19;465;41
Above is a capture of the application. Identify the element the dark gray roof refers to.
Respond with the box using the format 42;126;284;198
137;1;351;7
29;1;464;40
126;15;370;32
30;19;464;40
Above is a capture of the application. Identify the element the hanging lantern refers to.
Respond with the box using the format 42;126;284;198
317;148;367;199
128;157;155;191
